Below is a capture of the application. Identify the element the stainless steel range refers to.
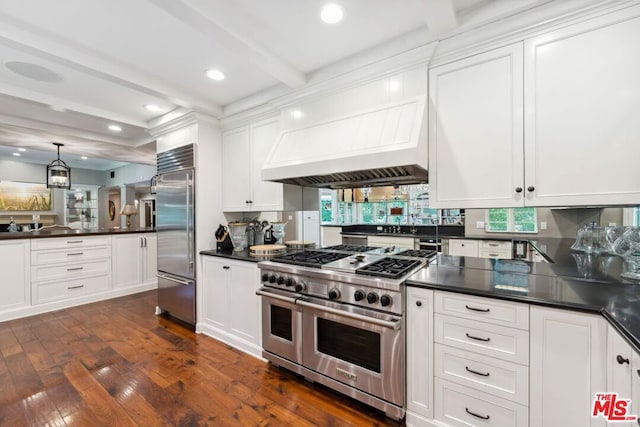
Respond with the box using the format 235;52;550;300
256;246;436;420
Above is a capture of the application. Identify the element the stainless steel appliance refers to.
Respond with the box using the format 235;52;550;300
257;247;435;420
155;145;196;325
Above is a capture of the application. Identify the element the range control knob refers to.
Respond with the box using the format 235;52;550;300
269;274;277;283
354;290;366;301
277;276;285;285
285;278;295;287
367;292;379;304
261;273;269;282
295;282;306;292
328;288;341;300
380;295;392;307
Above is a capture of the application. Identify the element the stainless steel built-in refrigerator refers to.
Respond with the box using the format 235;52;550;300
155;145;196;325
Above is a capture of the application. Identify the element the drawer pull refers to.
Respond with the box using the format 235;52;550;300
488;243;499;247
465;304;490;313
488;253;500;257
67;252;84;256
67;285;84;290
465;366;490;377
67;240;83;244
67;267;84;272
616;355;630;365
465;408;490;420
416;301;422;307
466;332;491;342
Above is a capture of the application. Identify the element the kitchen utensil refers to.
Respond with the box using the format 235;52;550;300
215;224;233;252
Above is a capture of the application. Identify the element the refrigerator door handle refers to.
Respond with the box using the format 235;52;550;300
157;272;193;286
186;171;194;273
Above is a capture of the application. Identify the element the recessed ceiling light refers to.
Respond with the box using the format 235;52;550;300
144;104;162;112
108;124;122;132
206;69;225;81
18;148;26;152
12;152;21;156
81;156;88;160
321;3;344;24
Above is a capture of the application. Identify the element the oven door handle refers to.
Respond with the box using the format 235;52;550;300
256;289;298;304
296;299;401;330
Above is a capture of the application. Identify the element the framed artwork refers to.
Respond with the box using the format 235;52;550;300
109;200;116;220
0;181;52;211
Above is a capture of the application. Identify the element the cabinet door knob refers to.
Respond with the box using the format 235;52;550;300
527;186;535;192
222;266;230;270
416;301;422;307
515;187;523;193
616;355;630;365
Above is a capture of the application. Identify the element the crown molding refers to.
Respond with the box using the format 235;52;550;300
147;110;219;138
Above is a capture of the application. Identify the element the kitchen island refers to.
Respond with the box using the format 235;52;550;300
0;228;157;322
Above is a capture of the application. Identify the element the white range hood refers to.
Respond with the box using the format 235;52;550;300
261;97;428;189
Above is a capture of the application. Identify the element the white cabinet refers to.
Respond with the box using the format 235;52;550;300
530;306;607;427
606;325;640;425
478;240;512;260
321;226;342;247
31;236;112;305
429;43;524;209
199;256;261;358
429;11;640;209
222;117;283;212
523;11;640;206
447;239;479;257
112;233;157;289
0;239;30;318
406;287;434;425
433;291;529;427
368;235;416;249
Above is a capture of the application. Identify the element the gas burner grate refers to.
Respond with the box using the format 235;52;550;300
356;257;423;279
323;244;381;253
270;250;351;268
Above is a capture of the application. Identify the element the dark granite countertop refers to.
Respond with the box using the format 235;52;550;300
200;248;293;263
407;255;640;352
0;227;156;240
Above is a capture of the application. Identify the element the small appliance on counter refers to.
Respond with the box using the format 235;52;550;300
214;224;233;252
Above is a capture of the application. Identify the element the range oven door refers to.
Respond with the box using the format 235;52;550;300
257;287;303;365
298;297;404;407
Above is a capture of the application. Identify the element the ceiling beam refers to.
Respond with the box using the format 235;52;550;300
423;0;459;36
148;0;307;88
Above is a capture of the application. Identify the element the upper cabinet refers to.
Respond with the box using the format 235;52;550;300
523;12;640;206
222;117;283;212
429;43;524;208
429;9;640;208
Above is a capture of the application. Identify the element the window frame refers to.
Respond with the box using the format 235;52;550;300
485;207;538;234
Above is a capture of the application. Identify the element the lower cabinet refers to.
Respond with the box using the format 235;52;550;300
529;306;607;427
406;287;434;424
199;256;261;358
606;325;640;426
0;239;30;319
112;233;157;289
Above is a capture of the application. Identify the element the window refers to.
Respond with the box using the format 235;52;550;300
486;208;537;233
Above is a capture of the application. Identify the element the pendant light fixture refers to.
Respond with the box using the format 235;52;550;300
46;142;71;189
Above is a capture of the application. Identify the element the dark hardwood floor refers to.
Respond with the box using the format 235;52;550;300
0;290;404;426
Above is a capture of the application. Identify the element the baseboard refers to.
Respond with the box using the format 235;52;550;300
196;322;264;360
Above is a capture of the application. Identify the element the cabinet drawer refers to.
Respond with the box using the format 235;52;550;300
31;236;111;250
31;259;111;283
435;291;529;329
434;314;529;364
435;378;528;427
478;248;512;259
448;240;478;257
435;344;529;405
31;246;111;266
33;275;110;305
368;236;416;249
479;240;512;251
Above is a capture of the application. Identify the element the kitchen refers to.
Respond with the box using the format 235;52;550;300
1;1;640;426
